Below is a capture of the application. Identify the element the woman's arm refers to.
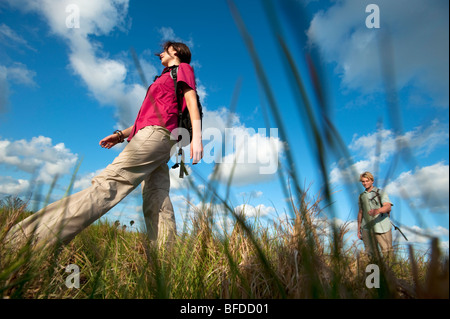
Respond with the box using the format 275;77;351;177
182;85;203;164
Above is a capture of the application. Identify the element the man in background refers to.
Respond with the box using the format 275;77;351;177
357;171;393;258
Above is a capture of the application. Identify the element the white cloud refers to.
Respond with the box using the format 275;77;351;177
239;190;263;199
234;203;275;217
329;121;449;217
0;136;78;185
73;167;105;190
4;0;149;129
59;0;145;129
158;26;194;49
4;63;37;87
307;0;449;107
4;1;284;189
169;165;192;190
350;120;449;159
199;107;284;186
0;176;30;195
330;120;449;184
158;26;179;41
0;63;37;112
215;148;280;184
25;0;129;38
0;23;36;51
344;218;449;250
4;1;209;137
206;127;283;185
0;67;10;113
0;22;37;112
177;200;275;235
385;162;449;213
166;106;285;187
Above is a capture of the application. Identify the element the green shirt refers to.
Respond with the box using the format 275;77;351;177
359;187;393;233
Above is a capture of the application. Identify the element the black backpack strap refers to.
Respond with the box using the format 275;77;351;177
375;188;391;217
375;188;381;204
170;66;183;129
360;189;384;211
169;66;188;178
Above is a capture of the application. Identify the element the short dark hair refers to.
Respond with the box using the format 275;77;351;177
158;41;191;64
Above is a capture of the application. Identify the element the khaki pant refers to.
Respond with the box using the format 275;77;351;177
362;229;393;258
6;126;177;248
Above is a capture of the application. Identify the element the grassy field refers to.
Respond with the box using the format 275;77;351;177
1;0;448;301
0;195;448;299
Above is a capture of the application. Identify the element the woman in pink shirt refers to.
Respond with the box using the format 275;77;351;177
7;42;203;248
101;42;203;160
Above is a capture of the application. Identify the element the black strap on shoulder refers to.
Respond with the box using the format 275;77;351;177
170;66;183;129
359;189;384;211
374;189;383;208
361;188;407;240
169;66;188;178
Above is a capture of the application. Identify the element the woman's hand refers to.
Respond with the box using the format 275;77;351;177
190;135;203;164
99;134;120;149
99;127;132;149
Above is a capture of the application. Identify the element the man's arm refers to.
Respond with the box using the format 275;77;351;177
357;208;363;239
368;202;392;217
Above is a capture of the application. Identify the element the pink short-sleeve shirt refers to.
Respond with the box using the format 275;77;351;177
127;63;196;141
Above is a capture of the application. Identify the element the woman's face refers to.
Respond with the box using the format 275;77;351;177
159;46;178;67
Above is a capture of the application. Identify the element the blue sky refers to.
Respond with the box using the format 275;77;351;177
0;0;448;253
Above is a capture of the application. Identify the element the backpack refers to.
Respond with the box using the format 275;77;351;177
169;66;203;145
169;65;203;177
359;188;390;217
358;188;408;240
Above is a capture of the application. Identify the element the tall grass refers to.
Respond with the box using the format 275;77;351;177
0;0;448;300
0;191;448;299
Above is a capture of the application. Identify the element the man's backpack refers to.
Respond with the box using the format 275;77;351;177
359;188;390;217
359;188;408;241
169;65;203;178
